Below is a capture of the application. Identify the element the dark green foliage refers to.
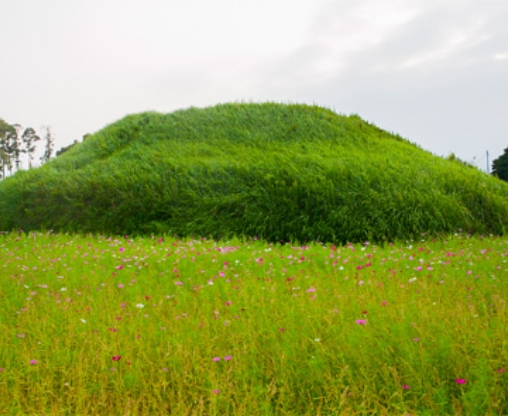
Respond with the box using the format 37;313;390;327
1;103;508;243
492;148;508;182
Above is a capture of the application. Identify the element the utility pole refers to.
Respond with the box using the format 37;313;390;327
486;151;490;174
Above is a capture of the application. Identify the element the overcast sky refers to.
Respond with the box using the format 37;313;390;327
1;0;507;170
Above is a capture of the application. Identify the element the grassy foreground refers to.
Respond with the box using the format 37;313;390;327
1;231;508;414
1;103;508;242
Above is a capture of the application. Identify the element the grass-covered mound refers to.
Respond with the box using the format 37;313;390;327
0;102;507;242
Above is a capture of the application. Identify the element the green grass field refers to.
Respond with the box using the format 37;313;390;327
1;102;508;414
1;231;507;415
1;103;508;243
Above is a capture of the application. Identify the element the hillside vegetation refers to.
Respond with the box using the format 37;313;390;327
0;103;507;242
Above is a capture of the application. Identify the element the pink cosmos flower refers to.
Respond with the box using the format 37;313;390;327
116;265;124;270
174;281;183;286
119;247;125;252
455;378;467;384
213;357;221;362
306;287;316;293
111;356;122;361
356;320;367;325
224;356;232;361
213;389;220;394
403;385;411;389
29;360;38;365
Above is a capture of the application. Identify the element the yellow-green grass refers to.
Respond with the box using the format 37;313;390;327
1;103;508;243
1;231;508;414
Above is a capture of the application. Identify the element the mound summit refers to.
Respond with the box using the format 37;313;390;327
1;102;507;243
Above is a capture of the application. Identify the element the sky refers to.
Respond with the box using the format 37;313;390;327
1;0;507;171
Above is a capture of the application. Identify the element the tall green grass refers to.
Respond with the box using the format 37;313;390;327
0;103;507;242
1;231;508;414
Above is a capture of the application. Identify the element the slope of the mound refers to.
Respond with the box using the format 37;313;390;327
1;102;507;243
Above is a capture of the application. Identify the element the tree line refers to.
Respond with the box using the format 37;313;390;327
0;118;55;180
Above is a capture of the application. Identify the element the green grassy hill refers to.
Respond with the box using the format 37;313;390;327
1;102;507;242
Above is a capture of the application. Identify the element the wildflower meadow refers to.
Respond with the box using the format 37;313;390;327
1;230;508;414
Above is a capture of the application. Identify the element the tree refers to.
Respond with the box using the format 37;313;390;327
492;147;508;182
21;127;41;168
2;126;19;175
10;124;23;171
0;118;13;179
40;126;54;164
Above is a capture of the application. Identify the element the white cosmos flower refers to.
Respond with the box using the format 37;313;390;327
135;303;144;309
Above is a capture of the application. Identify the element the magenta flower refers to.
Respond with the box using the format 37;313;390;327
224;356;232;361
116;265;124;270
29;360;38;365
356;319;367;325
119;247;125;252
213;357;221;362
455;378;467;384
111;356;122;361
498;368;505;373
403;384;411;389
213;389;220;394
174;281;183;286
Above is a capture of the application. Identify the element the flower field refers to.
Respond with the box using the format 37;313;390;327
1;230;508;414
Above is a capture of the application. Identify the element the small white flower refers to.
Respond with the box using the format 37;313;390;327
135;303;144;309
314;338;321;342
60;287;67;292
80;319;86;324
208;281;214;285
24;285;29;289
408;278;417;284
